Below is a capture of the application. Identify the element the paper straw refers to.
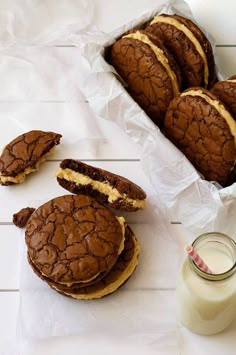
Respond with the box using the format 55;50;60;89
185;245;213;274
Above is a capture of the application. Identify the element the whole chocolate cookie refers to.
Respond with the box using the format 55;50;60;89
25;195;125;285
211;75;236;119
109;30;181;126
0;130;62;185
56;159;147;212
145;14;216;89
164;88;236;186
29;225;140;299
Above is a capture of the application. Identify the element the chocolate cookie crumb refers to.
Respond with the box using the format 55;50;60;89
13;207;35;228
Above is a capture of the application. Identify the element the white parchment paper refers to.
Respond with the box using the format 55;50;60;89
0;0;93;46
75;0;236;239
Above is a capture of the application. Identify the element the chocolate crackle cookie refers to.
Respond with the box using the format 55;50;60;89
109;29;181;126
145;14;216;89
25;195;126;286
25;194;140;299
28;224;140;299
164;88;236;186
56;159;147;212
0;130;62;185
211;75;236;119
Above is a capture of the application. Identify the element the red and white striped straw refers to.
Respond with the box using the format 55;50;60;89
185;245;213;274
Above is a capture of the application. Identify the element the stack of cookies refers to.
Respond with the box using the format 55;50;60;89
109;14;236;186
24;160;147;299
0;130;147;300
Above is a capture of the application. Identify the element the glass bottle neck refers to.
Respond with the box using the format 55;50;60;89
188;232;236;281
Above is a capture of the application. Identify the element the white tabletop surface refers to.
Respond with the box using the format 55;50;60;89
0;0;236;354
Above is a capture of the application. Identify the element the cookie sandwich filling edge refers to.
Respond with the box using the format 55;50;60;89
56;168;146;209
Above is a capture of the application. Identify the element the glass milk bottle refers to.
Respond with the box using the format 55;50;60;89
176;232;236;335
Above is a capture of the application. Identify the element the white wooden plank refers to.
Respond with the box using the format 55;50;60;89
215;47;236;78
0;161;155;223
0;226;21;289
0;292;19;355
0;102;141;161
0;47;85;101
0;292;19;338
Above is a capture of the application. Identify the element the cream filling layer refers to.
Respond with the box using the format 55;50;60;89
116;216;126;255
56;168;146;209
31;216;126;286
0;158;45;184
181;90;236;146
226;79;236;83
150;16;209;86
0;148;55;184
53;236;141;300
123;31;179;96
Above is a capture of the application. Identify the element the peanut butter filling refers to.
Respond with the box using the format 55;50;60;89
52;235;140;300
123;31;179;96
56;168;146;209
0;148;55;184
150;16;209;86
181;90;236;146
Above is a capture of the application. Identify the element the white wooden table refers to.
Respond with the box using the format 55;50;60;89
0;1;236;354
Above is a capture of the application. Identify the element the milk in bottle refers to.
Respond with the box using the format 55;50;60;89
176;232;236;335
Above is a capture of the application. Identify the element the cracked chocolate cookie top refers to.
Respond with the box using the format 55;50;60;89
164;88;236;186
0;130;62;185
211;75;236;119
25;194;124;285
109;30;181;126
145;14;216;89
28;225;140;299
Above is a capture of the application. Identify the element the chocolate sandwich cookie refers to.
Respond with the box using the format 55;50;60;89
164;88;236;186
211;75;236;119
25;195;125;286
0;130;62;185
109;30;181;126
29;225;140;299
56;159;147;212
145;14;216;89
